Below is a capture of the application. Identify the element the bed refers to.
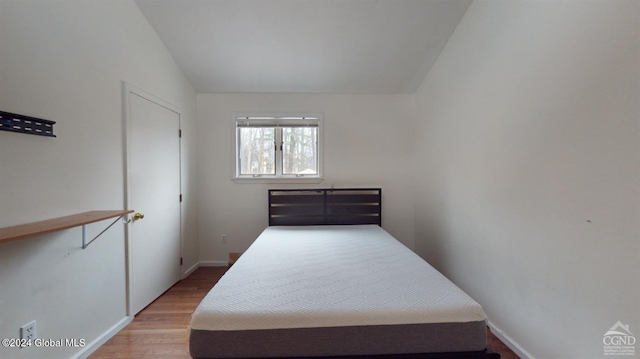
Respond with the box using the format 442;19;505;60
190;188;499;359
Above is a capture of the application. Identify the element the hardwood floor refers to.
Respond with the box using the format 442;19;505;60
89;267;224;359
89;267;520;359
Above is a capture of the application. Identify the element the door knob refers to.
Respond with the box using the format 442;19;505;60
133;212;145;221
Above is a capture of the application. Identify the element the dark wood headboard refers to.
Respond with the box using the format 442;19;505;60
268;188;382;226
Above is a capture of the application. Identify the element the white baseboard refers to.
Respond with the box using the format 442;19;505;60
71;316;132;359
183;261;229;279
487;320;534;359
199;260;229;267
182;261;200;279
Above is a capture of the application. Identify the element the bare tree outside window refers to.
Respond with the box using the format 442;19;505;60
235;115;322;179
239;127;275;175
282;127;317;175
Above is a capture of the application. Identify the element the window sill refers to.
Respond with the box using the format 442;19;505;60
231;177;324;184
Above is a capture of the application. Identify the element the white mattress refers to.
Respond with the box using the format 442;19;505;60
191;225;486;331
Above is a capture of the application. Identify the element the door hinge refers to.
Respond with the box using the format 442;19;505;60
179;129;182;138
180;257;183;266
180;194;183;202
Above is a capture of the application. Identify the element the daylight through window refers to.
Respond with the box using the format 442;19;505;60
235;115;322;179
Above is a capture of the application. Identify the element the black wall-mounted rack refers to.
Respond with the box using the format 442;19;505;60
0;110;56;137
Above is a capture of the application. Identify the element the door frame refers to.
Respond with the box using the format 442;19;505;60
122;82;183;316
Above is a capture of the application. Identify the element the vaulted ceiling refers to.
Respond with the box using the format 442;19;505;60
134;0;472;94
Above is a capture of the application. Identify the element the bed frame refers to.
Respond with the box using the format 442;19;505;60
269;188;382;226
264;188;500;359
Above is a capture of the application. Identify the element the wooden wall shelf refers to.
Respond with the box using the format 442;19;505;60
0;210;134;247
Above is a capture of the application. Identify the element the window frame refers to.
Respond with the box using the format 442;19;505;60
232;113;324;184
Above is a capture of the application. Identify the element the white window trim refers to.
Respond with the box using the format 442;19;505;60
231;113;324;184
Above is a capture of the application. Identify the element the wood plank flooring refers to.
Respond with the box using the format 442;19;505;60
89;267;520;359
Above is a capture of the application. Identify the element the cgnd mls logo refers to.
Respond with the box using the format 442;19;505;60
603;321;635;356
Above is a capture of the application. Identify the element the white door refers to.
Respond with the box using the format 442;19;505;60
128;90;182;315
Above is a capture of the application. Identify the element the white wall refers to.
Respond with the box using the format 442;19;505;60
197;93;416;263
413;1;639;358
0;1;197;358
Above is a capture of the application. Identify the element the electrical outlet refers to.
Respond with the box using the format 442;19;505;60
20;320;36;341
222;234;228;244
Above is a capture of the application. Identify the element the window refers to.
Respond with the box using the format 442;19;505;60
234;114;322;181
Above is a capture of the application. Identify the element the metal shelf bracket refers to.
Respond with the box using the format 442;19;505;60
81;215;130;249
